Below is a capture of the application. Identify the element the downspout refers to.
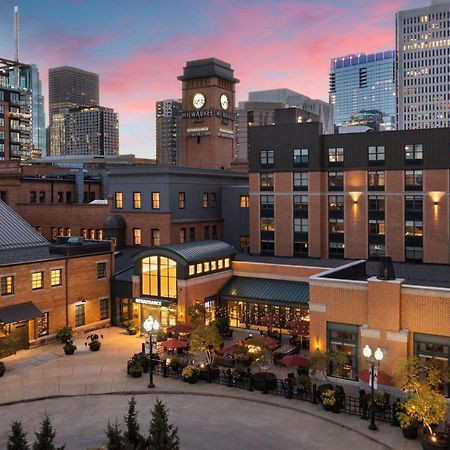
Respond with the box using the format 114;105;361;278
65;257;69;326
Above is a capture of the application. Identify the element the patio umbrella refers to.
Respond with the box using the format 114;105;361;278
162;338;189;349
167;324;193;334
287;319;308;329
222;343;241;355
280;354;309;367
264;336;281;350
260;314;279;325
358;368;393;386
290;321;310;337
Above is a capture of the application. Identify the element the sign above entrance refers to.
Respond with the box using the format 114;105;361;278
134;297;174;308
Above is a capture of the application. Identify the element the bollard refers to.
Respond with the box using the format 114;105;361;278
312;384;318;404
207;365;212;384
227;369;233;388
162;360;167;378
248;374;253;392
286;377;293;400
262;373;268;395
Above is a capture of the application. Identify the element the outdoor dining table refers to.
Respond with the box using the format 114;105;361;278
273;344;298;365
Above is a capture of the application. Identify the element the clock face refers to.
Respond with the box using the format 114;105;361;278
193;93;206;109
220;94;229;110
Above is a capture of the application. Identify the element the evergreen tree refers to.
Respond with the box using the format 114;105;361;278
7;420;29;450
147;399;179;450
105;420;124;450
123;396;144;449
32;414;65;450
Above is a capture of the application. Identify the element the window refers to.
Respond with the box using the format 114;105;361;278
328;171;344;190
51;227;57;240
405;195;423;212
327;323;358;380
369;244;385;257
240;236;250;248
114;192;123;209
66;192;72;203
294;218;308;233
202;192;209;208
211;260;217;271
240;195;249;208
30;191;37;203
328;195;344;210
81;228;87;239
141;256;177;299
58;227;64;237
89;229;95;240
133;192;141;209
293;172;308;190
32;272;44;290
204;226;209;240
97;262;106;279
189;227;195;241
293;195;308;210
151;229;160;246
178;192;185;209
224;258;230;268
152;192;160;209
196;263;203;274
57;191;64;203
260;172;274;190
260;150;274;165
369;219;385;235
293;148;308;165
368;195;385;211
211;193;217;208
328;147;344;163
66;228;72;237
50;269;62;287
329;242;345;257
36;312;49;337
96;229;102;240
368;170;385;189
133;228;142;245
217;260;223;269
0;191;7;203
204;261;210;272
260;218;275;231
368;146;385;161
36;226;42;235
405;144;423;160
100;299;109;320
75;304;85;327
1;276;14;295
212;225;217;240
260;195;274;209
179;228;186;243
329;218;344;234
405;170;423;189
406;246;423;261
405;220;423;236
188;265;195;276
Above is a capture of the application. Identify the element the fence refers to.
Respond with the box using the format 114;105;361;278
131;356;397;424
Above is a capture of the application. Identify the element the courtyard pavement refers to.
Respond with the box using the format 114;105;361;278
0;327;421;450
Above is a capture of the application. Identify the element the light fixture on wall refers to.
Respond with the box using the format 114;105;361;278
315;338;320;351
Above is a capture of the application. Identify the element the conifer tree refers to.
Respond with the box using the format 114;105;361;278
123;396;144;449
105;420;124;450
32;414;65;450
147;399;179;450
7;420;29;450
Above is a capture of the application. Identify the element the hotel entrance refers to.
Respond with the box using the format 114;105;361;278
134;298;177;330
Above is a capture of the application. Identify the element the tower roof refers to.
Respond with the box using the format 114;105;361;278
178;57;239;83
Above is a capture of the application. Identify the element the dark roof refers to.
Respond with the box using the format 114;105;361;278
0;302;43;323
103;215;127;230
160;240;237;264
0;200;49;250
113;266;133;282
235;253;344;269
114;246;151;274
220;276;309;306
0;247;59;266
178;57;239;83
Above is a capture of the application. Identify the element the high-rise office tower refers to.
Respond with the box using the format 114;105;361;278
329;51;396;131
30;64;46;156
156;99;182;165
396;0;450;129
65;106;119;156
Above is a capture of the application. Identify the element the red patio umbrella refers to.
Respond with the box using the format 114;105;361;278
263;336;281;350
287;319;308;329
290;321;310;337
260;314;279;325
280;354;309;367
167;324;193;334
358;368;393;386
162;338;189;349
223;343;241;355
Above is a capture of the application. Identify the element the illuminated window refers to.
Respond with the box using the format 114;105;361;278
240;236;249;249
369;220;385;235
368;171;385;189
97;229;103;240
405;220;423;237
32;272;44;290
188;265;195;276
89;229;95;240
260;172;274;190
50;269;62;287
218;260;223;269
329;218;344;234
204;261;210;272
114;192;123;209
328;195;344;210
211;260;217;270
1;276;14;295
202;193;209;208
36;312;49;337
141;256;177;299
224;258;230;268
58;227;64;237
196;263;203;274
133;192;141;209
133;228;142;245
66;228;72;237
240;195;249;208
260;218;274;231
179;192;185;209
100;298;109;320
36;226;43;235
51;227;57;240
152;192;160;209
81;228;87;239
328;148;344;163
405;170;423;189
405;144;423;160
179;228;186;243
328;171;344;190
151;229;160;246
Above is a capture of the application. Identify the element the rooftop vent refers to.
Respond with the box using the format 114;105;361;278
67;236;84;245
377;256;396;280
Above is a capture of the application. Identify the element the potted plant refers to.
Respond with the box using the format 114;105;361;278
63;339;77;355
321;389;336;411
57;326;73;344
182;364;200;383
123;320;139;336
296;374;311;393
86;333;102;351
212;317;232;337
128;363;143;378
397;409;419;440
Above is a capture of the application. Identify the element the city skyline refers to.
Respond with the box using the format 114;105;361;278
0;0;425;157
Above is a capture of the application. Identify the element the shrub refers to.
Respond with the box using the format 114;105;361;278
321;389;336;406
181;364;199;381
56;327;73;344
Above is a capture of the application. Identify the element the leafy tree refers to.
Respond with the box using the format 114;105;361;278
105;421;124;450
0;323;17;359
147;399;179;450
307;351;348;380
235;336;269;372
7;420;29;450
189;324;222;365
186;303;206;327
32;414;65;450
123;396;144;449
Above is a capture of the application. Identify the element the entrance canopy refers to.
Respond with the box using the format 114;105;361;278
219;277;309;307
0;302;43;324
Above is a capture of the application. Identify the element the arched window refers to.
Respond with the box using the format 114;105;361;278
141;256;177;299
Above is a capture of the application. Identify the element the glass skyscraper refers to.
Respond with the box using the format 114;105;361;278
329;51;396;130
30;65;46;156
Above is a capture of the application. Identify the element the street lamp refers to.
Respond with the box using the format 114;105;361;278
143;315;160;388
363;344;384;431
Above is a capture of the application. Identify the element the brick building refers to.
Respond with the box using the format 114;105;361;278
0;199;113;349
248;109;450;264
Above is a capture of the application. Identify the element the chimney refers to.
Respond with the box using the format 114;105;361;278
377;256;396;280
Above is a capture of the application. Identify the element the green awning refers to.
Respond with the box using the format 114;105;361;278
0;302;43;323
219;277;309;307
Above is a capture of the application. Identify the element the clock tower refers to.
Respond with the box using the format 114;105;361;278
178;58;239;170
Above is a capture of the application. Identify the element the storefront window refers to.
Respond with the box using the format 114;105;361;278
327;323;358;380
141;256;177;299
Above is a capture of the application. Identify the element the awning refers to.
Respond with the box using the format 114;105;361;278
219;277;309;307
0;302;43;323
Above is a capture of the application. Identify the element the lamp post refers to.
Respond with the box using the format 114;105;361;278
143;316;160;389
362;344;384;431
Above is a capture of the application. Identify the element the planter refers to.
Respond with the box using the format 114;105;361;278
251;372;277;391
63;345;76;355
199;367;220;381
129;366;143;378
183;374;198;384
323;404;334;412
127;329;138;335
0;362;5;377
421;432;448;450
89;340;101;351
401;427;418;440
